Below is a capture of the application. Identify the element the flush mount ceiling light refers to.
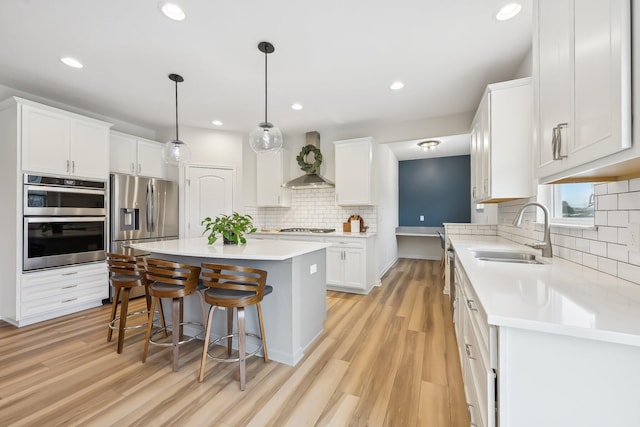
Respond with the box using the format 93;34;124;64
60;57;83;68
418;140;440;151
159;2;185;21
162;73;191;165
496;2;522;21
211;120;223;126
249;41;283;153
390;81;404;90
291;103;303;111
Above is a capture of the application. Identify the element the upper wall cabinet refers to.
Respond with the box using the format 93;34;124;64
21;99;111;180
109;131;167;179
535;0;635;183
256;149;290;207
334;137;375;206
471;78;534;203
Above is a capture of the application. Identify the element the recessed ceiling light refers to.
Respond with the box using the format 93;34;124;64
159;2;186;21
211;120;223;126
496;3;522;21
291;103;303;111
390;81;404;90
60;57;83;69
418;140;440;151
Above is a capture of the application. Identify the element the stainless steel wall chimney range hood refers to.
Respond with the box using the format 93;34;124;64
282;131;335;189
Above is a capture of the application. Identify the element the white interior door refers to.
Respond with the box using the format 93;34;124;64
185;166;234;238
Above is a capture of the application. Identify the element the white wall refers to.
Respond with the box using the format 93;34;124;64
375;143;399;276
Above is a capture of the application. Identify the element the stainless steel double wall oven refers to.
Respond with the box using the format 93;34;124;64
23;174;107;271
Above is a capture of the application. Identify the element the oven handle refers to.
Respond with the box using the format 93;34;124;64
24;216;107;224
25;185;105;196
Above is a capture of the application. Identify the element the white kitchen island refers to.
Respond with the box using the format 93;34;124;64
130;237;330;366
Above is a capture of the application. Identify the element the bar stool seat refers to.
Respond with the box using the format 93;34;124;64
198;263;272;391
142;258;205;372
107;253;158;354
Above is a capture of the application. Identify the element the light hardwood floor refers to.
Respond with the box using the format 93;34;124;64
0;259;468;426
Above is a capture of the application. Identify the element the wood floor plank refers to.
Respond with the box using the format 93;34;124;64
0;259;468;426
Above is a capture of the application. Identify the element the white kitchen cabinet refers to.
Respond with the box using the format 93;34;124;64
454;263;496;427
18;262;108;327
109;131;168;179
256;149;290;207
471;78;533;203
535;0;633;183
334;137;375;206
21;99;111;180
325;235;375;294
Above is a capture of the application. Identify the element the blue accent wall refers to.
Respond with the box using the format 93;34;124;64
399;155;471;226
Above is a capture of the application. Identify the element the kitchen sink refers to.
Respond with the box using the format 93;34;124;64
472;250;543;265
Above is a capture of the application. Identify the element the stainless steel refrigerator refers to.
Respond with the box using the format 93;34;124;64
108;173;179;300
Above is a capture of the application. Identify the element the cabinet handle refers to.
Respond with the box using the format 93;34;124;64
62;271;78;276
66;159;70;172
465;343;476;360
138;163;142;174
466;299;478;312
72;160;75;173
62;297;78;303
131;162;135;173
467;404;479;427
552;123;568;160
472;186;476;199
61;284;78;289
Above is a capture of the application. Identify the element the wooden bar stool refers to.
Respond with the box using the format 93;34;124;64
107;253;158;353
142;258;204;372
198;263;272;390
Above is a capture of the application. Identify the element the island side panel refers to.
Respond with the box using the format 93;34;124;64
291;249;327;363
147;251;326;367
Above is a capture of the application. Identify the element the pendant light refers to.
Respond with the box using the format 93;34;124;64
249;41;283;153
162;73;192;164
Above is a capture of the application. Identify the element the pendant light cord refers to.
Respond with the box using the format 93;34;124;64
264;48;268;125
175;78;180;141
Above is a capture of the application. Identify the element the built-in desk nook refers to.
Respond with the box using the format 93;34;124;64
130;237;330;366
395;226;444;260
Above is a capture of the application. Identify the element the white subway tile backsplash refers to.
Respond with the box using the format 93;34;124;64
608;211;629;227
619;191;640;210
598;257;618;276
607;243;629;262
495;178;640;287
590;240;607;256
608;180;629;194
598;226;618;243
597;194;618;210
618;262;640;283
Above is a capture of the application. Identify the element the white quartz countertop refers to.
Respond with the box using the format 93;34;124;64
451;236;640;347
130;237;330;261
253;231;376;238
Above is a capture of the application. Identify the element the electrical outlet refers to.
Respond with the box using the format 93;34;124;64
628;223;640;252
419;215;425;221
310;264;317;274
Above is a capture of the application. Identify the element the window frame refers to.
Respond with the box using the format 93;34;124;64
537;184;595;227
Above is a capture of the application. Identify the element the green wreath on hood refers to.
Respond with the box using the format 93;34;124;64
296;144;322;173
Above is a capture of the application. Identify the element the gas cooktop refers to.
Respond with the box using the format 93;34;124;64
279;228;336;233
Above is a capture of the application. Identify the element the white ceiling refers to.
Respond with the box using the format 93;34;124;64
0;0;532;147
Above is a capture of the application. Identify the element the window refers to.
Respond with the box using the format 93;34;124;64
540;183;595;226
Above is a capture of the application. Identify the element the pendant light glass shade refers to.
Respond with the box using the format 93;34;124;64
249;122;283;152
250;41;283;153
162;73;192;165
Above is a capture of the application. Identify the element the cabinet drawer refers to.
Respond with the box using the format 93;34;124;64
459;267;490;357
21;284;106;318
325;237;365;248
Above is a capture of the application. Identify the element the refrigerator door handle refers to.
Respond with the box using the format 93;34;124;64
146;181;154;232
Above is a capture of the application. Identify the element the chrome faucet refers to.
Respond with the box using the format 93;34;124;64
512;202;553;258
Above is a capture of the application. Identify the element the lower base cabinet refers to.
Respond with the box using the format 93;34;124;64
252;233;377;294
17;262;108;326
453;255;640;427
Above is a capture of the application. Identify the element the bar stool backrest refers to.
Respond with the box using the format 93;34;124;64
144;258;201;296
106;252;140;279
200;263;267;305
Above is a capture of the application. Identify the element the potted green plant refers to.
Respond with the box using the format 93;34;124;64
201;212;257;245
